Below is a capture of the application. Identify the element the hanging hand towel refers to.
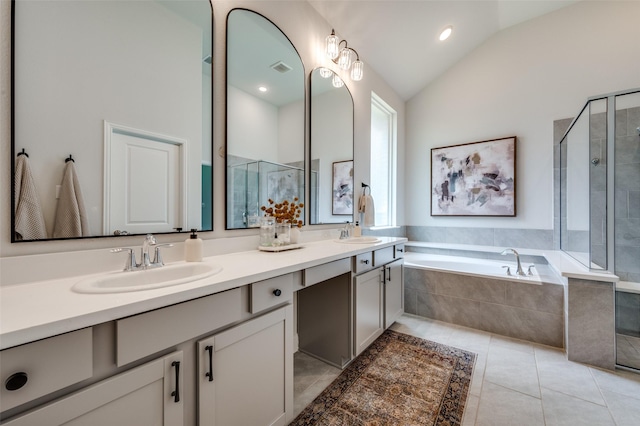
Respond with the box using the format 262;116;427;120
358;193;375;228
53;160;89;238
14;155;48;240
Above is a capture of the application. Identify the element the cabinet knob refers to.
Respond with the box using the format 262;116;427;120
273;289;282;297
361;259;370;265
5;372;28;391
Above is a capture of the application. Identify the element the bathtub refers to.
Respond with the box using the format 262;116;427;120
403;250;565;347
404;252;544;284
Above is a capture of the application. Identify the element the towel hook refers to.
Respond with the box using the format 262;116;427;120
361;182;370;195
65;154;74;163
17;148;28;158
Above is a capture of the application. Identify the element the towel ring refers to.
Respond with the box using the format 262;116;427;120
65;154;74;163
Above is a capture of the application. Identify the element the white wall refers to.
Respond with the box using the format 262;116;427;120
406;0;640;230
0;0;405;258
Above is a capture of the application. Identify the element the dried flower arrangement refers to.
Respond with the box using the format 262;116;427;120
261;197;304;228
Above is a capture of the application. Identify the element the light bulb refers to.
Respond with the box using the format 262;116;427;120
350;60;363;81
439;25;453;41
319;67;332;78
332;74;344;88
338;48;352;70
325;31;339;60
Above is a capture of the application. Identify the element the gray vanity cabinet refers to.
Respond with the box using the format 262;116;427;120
3;350;184;426
197;305;293;426
384;258;404;328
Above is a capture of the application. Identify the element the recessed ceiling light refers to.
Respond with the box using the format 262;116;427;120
439;25;453;41
258;86;268;92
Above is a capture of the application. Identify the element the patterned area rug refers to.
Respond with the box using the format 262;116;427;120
290;329;476;426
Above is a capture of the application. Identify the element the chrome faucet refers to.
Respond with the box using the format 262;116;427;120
112;234;173;271
339;222;353;239
501;248;525;276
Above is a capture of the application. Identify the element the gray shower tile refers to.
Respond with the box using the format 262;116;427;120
629;191;640;218
615;135;640;164
626;106;640;137
494;228;553;250
505;282;564;314
404;287;417;314
615;218;640;247
616;163;640;191
406;225;446;242
616;189;629;218
591;111;607;140
434;272;507;304
616;246;640;274
616;108;628;137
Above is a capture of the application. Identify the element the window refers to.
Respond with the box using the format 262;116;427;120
370;92;397;227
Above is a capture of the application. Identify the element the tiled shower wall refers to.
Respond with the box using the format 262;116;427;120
615;105;640;283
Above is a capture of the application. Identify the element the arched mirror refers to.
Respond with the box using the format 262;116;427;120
11;0;213;242
309;67;354;224
225;9;305;229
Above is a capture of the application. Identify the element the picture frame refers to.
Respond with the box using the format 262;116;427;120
431;136;516;216
332;160;354;215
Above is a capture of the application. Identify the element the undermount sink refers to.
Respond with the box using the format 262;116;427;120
334;236;381;244
72;262;222;294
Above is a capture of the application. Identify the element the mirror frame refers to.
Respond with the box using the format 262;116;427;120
309;67;355;225
224;8;306;230
10;0;214;242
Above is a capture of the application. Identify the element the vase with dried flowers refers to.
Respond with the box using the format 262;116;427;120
261;198;303;244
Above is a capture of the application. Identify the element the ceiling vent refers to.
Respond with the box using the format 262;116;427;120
270;61;292;74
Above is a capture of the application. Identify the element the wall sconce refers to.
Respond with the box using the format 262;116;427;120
325;29;363;81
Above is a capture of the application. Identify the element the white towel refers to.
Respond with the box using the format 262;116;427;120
358;194;375;228
14;155;48;240
53;161;89;238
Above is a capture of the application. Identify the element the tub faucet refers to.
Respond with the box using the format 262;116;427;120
501;248;525;276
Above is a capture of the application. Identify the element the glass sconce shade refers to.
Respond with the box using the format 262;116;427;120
325;31;339;60
350;60;363;81
319;67;332;78
338;48;352;70
332;74;344;88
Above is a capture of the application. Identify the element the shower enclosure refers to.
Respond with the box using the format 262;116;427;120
227;159;306;229
558;88;640;370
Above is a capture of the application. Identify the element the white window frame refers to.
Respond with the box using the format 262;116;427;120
370;92;397;228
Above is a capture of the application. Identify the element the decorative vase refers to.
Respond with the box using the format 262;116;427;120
290;227;301;244
275;222;291;246
259;217;276;247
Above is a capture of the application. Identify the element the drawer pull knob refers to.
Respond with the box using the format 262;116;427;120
205;345;214;382
273;289;282;297
171;361;180;403
361;259;370;265
5;372;28;391
397;248;404;252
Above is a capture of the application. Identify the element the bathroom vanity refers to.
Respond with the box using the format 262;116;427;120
0;238;405;425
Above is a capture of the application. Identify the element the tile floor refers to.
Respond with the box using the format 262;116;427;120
293;314;640;425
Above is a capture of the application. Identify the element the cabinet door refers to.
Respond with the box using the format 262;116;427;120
354;268;384;356
4;351;183;426
384;259;404;328
198;305;293;426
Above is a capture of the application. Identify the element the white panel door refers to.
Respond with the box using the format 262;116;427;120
104;122;185;235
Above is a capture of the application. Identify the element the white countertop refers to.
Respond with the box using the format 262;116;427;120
0;237;406;350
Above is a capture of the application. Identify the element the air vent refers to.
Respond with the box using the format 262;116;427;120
270;61;292;74
203;55;212;65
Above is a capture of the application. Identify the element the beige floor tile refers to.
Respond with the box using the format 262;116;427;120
590;366;640;399
484;344;540;398
448;325;491;354
535;347;605;405
541;387;615;426
600;388;640;426
469;352;486;397
490;334;535;354
462;394;479;426
475;382;544;426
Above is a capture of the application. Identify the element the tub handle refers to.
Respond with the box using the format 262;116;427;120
502;265;512;276
527;265;536;276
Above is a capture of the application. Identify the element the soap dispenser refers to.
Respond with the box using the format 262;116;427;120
184;229;203;262
353;221;362;237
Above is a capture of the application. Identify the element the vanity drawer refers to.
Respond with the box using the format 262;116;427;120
304;258;351;287
250;273;293;314
354;252;374;275
0;328;93;412
394;244;405;259
373;246;395;267
116;288;242;367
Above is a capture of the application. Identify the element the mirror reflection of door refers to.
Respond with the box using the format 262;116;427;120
105;123;185;235
225;9;305;229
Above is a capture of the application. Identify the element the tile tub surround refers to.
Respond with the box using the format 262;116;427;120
404;266;565;347
406;226;554;250
567;278;616;370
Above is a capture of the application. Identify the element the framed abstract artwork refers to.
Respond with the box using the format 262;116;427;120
431;136;516;216
332;160;354;215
